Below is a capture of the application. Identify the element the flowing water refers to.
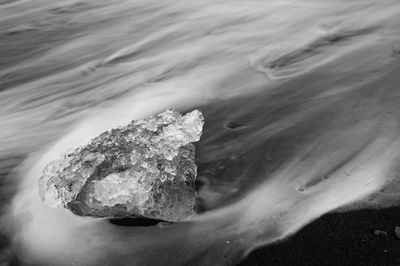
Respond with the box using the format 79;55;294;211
1;0;400;265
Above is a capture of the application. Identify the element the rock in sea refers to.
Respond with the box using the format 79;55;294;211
39;109;204;222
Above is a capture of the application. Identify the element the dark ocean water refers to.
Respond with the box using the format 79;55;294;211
1;0;400;265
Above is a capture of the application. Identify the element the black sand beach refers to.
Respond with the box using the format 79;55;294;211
240;207;400;266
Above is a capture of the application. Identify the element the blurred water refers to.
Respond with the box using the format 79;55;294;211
1;0;400;265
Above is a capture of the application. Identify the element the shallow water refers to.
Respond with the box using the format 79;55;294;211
1;0;400;265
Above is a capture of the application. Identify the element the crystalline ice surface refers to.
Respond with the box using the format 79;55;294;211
39;109;204;221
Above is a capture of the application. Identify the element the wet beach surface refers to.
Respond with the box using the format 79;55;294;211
240;207;400;266
1;0;400;265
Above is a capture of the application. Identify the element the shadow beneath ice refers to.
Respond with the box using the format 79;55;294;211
108;217;166;227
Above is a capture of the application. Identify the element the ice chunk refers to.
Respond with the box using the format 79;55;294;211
38;109;204;221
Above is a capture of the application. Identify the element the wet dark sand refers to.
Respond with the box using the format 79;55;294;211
239;207;400;266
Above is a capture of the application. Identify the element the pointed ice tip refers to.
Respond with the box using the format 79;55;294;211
181;109;204;142
187;109;204;120
185;109;204;126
